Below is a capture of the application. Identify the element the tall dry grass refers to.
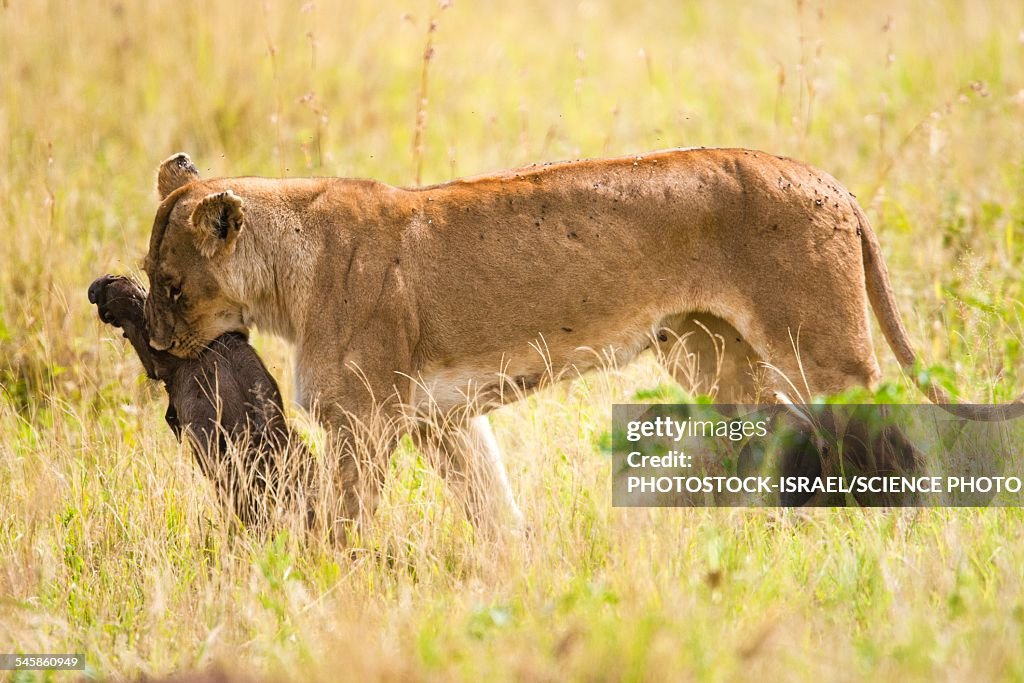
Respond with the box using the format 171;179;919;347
2;0;1024;680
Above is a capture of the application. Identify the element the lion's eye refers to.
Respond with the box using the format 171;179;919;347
167;285;182;304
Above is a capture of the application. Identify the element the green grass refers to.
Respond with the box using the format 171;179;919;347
2;0;1024;680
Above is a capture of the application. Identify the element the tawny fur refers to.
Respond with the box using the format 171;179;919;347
140;148;1020;526
145;149;888;407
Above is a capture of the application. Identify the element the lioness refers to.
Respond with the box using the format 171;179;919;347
141;148;1021;530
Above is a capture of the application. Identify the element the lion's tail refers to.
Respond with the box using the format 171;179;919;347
854;199;1024;421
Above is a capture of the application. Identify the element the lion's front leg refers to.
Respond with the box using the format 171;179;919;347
298;356;410;543
297;279;421;542
319;406;399;542
413;413;524;537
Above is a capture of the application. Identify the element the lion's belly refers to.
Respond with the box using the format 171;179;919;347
410;361;567;415
410;321;660;415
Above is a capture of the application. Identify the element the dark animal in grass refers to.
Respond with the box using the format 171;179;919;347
88;274;312;527
736;402;924;507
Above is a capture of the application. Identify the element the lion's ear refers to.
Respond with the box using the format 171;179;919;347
157;152;201;200
189;190;244;258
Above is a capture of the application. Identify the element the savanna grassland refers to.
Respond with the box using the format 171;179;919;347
3;0;1024;680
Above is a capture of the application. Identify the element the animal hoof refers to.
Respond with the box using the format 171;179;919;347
88;274;145;328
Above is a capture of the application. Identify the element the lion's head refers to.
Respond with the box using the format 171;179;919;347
143;153;248;358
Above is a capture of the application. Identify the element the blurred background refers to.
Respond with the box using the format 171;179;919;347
2;1;1024;680
3;0;1023;406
